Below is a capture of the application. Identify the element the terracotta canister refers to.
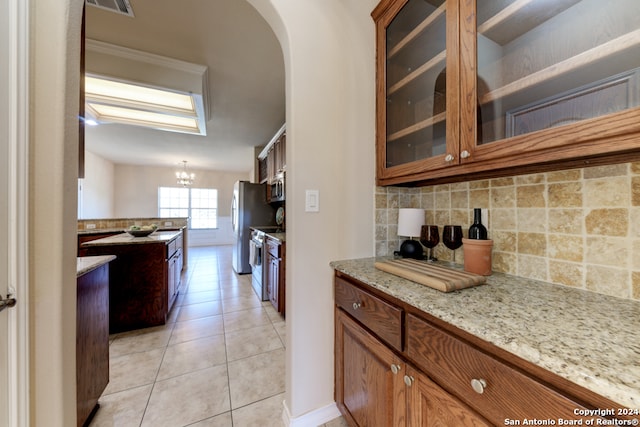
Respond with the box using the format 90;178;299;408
462;238;493;276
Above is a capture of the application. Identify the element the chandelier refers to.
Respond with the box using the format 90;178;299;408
176;160;195;186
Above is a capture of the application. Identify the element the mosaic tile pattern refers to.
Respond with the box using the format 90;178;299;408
375;163;640;300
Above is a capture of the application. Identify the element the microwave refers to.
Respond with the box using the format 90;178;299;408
270;172;285;203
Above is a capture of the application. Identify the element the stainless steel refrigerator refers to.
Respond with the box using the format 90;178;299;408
231;181;276;274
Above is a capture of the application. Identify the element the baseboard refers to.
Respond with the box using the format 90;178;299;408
281;400;342;427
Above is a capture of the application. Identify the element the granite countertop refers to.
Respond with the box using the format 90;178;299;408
77;255;116;277
330;256;640;408
81;230;182;247
250;226;286;243
266;232;286;243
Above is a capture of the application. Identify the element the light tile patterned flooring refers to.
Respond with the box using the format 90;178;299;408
89;245;347;427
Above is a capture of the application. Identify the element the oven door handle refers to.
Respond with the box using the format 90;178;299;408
249;240;262;268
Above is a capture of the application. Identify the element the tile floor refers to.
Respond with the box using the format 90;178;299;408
89;245;347;427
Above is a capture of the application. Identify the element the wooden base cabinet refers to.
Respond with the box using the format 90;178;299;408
334;272;623;427
406;366;490;427
77;262;110;427
336;309;487;427
336;309;406;427
265;237;285;316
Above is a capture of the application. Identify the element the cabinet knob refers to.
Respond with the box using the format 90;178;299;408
390;364;401;375
461;150;470;159
352;302;361;310
403;375;414;387
470;378;487;394
445;154;455;162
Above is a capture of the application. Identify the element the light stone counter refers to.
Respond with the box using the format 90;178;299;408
81;230;182;247
330;256;640;408
77;255;116;277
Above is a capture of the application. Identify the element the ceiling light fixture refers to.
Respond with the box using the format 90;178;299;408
84;39;210;137
84;75;206;135
176;161;195;187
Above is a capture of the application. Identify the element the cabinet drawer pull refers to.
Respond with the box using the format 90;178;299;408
403;375;414;387
461;150;470;159
352;302;361;310
445;154;455;162
390;364;401;375
471;378;487;394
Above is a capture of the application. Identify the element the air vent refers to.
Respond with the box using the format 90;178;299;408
85;0;134;17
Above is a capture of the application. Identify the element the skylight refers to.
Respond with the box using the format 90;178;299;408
84;75;205;135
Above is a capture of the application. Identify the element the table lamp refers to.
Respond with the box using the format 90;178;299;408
397;208;424;259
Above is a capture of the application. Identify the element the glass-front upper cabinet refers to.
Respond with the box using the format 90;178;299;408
472;0;640;148
373;0;458;183
374;0;640;186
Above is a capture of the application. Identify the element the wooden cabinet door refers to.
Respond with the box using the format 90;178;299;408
167;255;176;310
374;0;640;185
335;309;406;427
268;254;279;311
373;0;460;183
405;366;490;427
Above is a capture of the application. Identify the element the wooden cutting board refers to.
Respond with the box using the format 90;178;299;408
374;259;486;293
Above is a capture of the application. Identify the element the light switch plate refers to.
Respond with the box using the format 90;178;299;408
305;190;319;212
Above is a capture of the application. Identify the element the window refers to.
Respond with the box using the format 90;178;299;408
158;187;218;229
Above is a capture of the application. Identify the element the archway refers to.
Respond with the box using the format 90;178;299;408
30;0;377;425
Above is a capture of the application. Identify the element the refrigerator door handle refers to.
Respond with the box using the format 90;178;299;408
231;195;237;234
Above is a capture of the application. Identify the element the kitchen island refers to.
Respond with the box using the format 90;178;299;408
82;230;184;333
331;257;639;425
76;255;114;427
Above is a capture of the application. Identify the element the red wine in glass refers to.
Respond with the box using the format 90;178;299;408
420;225;439;261
443;225;463;262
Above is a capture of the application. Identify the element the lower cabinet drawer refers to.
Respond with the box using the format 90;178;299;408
406;314;592;425
335;276;402;351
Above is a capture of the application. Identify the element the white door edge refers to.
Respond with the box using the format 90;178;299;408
7;0;30;425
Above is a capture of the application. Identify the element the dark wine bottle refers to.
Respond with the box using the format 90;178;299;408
468;208;487;240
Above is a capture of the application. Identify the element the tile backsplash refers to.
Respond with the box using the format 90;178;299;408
375;163;640;301
77;217;189;231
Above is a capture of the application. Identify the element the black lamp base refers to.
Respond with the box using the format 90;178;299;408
397;239;424;260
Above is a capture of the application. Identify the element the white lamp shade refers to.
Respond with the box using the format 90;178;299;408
398;208;424;238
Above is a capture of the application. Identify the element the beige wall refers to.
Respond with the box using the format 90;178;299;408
249;0;377;422
81;150;115;218
376;163;640;301
31;0;83;425
79;150;249;219
113;164;249;218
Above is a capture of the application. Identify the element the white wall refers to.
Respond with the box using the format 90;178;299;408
248;0;377;423
79;150;115;218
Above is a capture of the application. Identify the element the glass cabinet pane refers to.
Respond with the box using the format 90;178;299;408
385;0;447;168
476;0;640;145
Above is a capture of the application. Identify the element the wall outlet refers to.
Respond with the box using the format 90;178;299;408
86;223;96;229
164;221;173;226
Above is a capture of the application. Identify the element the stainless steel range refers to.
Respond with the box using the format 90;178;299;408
249;229;268;301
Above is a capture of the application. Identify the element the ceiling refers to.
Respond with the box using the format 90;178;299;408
84;0;285;173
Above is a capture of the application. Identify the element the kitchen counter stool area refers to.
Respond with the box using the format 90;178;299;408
87;245;298;426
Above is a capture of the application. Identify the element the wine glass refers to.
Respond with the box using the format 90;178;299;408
420;225;439;261
442;225;463;262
